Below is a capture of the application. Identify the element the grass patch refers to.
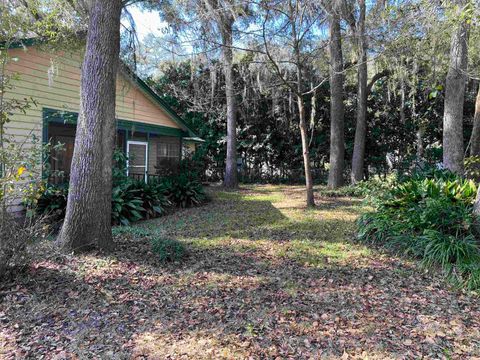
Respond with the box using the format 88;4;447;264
277;239;371;267
151;236;186;262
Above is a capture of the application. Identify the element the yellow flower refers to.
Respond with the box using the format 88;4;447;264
17;166;26;176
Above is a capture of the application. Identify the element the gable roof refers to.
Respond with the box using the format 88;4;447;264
5;37;200;139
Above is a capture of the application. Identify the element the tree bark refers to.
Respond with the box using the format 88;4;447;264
222;18;238;188
443;0;469;174
416;127;425;160
474;186;480;217
350;0;367;184
287;1;315;207
469;84;480;157
298;96;315;207
327;8;345;189
58;0;122;252
292;22;315;207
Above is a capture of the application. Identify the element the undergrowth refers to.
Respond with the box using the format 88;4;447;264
357;170;480;290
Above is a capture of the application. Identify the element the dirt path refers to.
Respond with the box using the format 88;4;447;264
1;185;479;359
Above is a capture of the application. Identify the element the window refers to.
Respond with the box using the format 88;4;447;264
157;143;180;159
127;141;148;182
156;141;180;176
48;123;76;184
47;122;126;183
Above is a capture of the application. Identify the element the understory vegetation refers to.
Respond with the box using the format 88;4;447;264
113;226;186;262
357;170;480;290
2;186;480;358
32;151;208;227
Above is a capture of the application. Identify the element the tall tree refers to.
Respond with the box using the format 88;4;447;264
349;0;367;184
259;0;325;207
443;0;469;174
202;0;239;188
327;2;345;188
469;83;480;157
58;0;123;251
220;10;238;188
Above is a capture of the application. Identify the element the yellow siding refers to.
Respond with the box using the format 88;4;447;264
4;46;182;142
3;46;186;213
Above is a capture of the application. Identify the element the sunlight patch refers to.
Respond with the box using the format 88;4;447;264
132;331;247;359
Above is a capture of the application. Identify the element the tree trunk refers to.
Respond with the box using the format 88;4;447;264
443;1;469;174
289;3;315;207
416;127;425;163
350;0;367;184
298;95;315;207
327;9;345;188
58;0;122;252
474;186;480;217
222;19;238;188
469;84;480;157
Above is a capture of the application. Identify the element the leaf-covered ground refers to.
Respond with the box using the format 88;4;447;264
1;185;480;359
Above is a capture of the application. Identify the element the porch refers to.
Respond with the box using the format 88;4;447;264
43;108;185;184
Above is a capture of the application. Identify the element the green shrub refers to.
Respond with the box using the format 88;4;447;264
35;183;69;221
34;153;207;225
161;173;207;208
111;183;145;226
357;171;480;290
319;176;396;198
128;179;171;219
151;236;186;262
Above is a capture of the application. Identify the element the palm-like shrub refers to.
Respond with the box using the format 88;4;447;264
358;170;480;290
33;150;207;226
111;183;145;226
129;179;171;219
161;173;207;208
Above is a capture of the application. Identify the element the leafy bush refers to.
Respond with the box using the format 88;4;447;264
34;149;207;225
357;171;480;290
128;179;171;219
151;236;186;262
34;173;204;226
35;183;69;221
111;183;145;226
319;175;396;198
161;173;207;208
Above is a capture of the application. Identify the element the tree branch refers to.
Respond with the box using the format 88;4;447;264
367;69;391;95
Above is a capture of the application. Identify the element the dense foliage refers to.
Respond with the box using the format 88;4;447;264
161;173;207;208
139;0;480;185
35;174;207;226
358;171;480;289
33;149;209;226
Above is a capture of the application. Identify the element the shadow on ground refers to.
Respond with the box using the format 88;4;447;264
1;185;479;359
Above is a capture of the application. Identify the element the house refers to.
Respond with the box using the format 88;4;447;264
4;40;203;191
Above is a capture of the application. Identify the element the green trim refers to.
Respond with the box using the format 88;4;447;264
5;37;201;140
121;66;199;138
184;137;206;144
42;108;188;137
117;119;186;137
1;37;44;49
